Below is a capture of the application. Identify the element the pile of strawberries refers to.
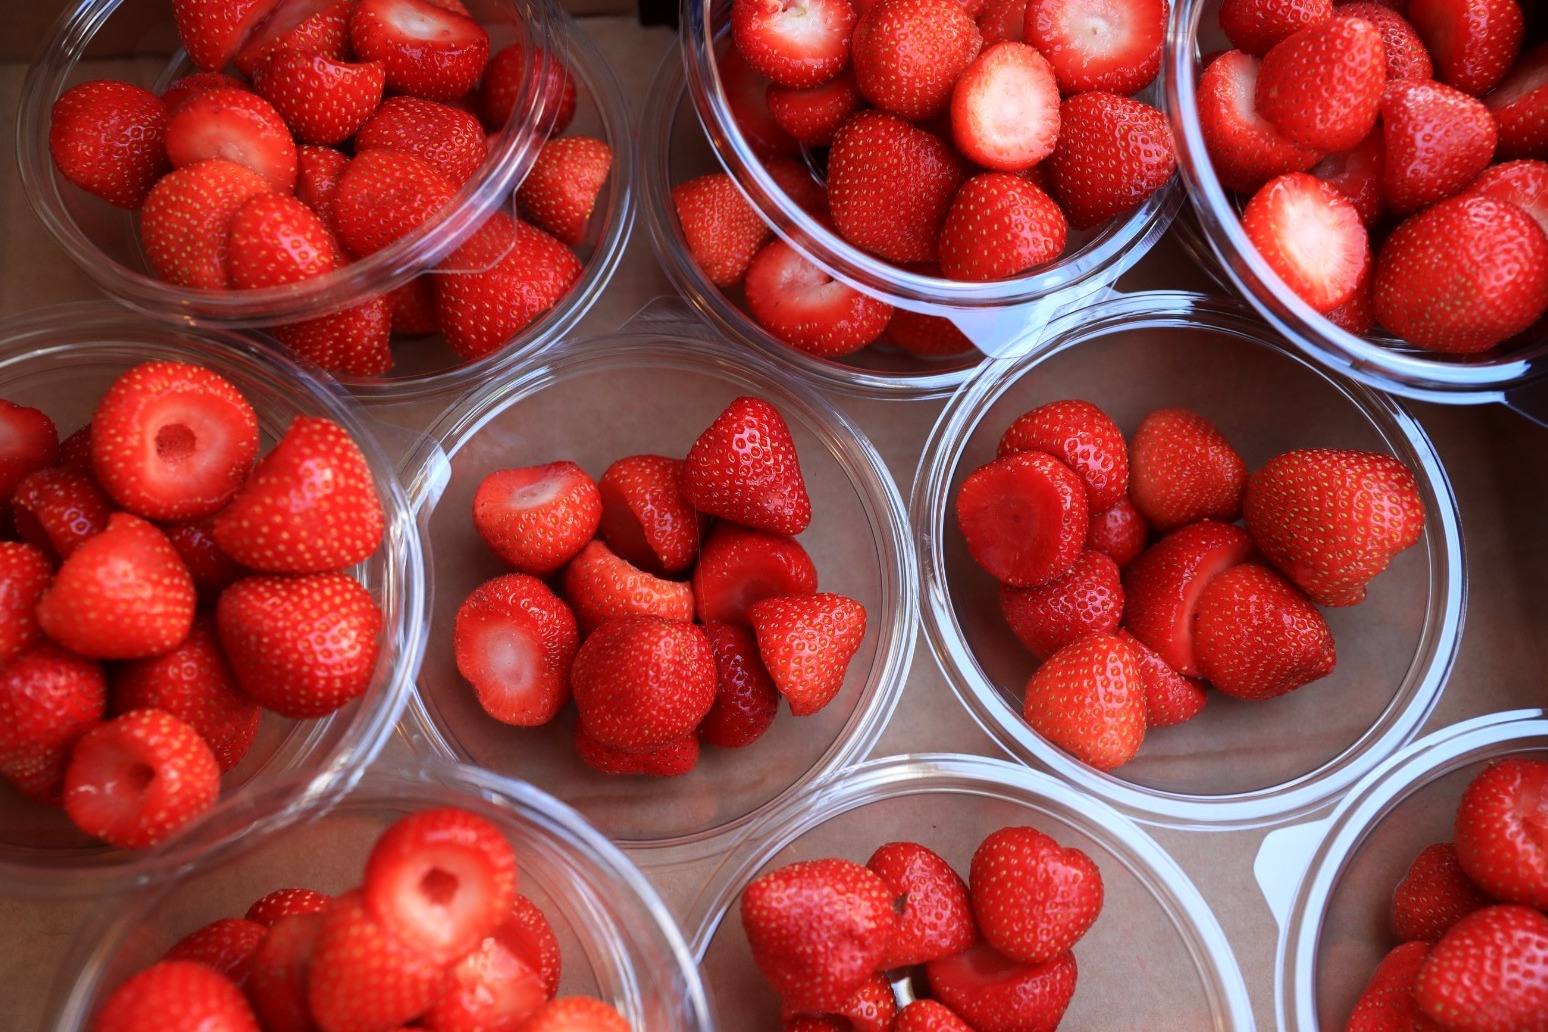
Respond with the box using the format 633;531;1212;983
1345;757;1548;1029
1195;0;1548;355
669;0;1178;362
0;360;387;849
954;398;1426;770
451;395;867;776
47;0;613;377
90;805;633;1032
741;825;1103;1031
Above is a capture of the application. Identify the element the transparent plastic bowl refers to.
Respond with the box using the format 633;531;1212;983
0;303;424;896
1165;0;1548;414
17;0;636;404
676;0;1183;362
1255;709;1548;1032
402;313;917;869
44;760;714;1032
913;290;1465;830
684;752;1256;1030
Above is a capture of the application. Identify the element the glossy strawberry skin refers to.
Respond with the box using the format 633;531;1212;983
731;0;858;89
969;825;1102;965
0;542;52;665
48;80;169;210
1345;940;1442;1032
748;592;868;716
0;640;106;805
562;539;696;636
1192;561;1336;700
851;0;983;121
925;942;1078;1032
597;454;702;577
140;158;275;289
1127;407;1248;533
516;135;613;246
1195;49;1324;195
1045;91;1176;230
1452;758;1548;909
826;110;966;263
472;461;602;577
1381;79;1499;216
252;52;386;147
1255;16;1387;154
698;622;782;749
937;173;1068;282
1121;519;1254;676
866;840;979;969
1021;631;1146;771
570;615;716;753
683;396;812;536
693;521;818;627
349;0;491;101
999;549;1124;660
306;889;451;1032
92;959;261;1032
1414;904;1548;1032
1392;842;1496;943
10;466;113;562
163;917;268;985
996;399;1128;513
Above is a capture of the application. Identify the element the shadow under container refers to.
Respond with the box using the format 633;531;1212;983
683;752;1257;1031
0;303;424;897
17;0;636;405
44;760;714;1032
400;315;917;871
913;291;1465;831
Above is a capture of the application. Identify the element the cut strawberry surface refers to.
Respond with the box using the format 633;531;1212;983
516;997;632;1032
140;159;275;289
473;461;602;577
955;450;1089;588
1120;519;1254;676
693;521;818;626
496;893;563;999
924;942;1078;1032
454;573;579;727
164;87;299;193
421;931;548;1032
173;0;285;72
1242;171;1370;314
48;80;169;210
349;0;491;101
159;71;246;116
949;42;1060;172
1310;128;1387;229
1407;0;1525;97
596;454;702;577
743;238;893;356
1195;49;1324;195
233;0;355;78
1023;0;1166;96
730;0;858;89
252;51;387;147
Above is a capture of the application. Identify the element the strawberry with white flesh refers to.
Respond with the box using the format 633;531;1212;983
1116;627;1207;728
1310;128;1387;229
225;193;340;290
472;460;601;577
893;1000;974;1031
1121;519;1254;675
1391;842;1495;943
999;548;1124;659
246;886;334;926
698;622;782;748
233;0;356;78
826;110;965;263
1382;79;1499;215
354;96;489;187
1242;447;1425;607
742;238;894;355
349;0;491;101
306;889;450;1032
693;520;818;626
454;573;579;726
516;135;613;246
1467;159;1548;237
1192;562;1336;700
0;542;51;664
1255;16;1386;154
1217;0;1331;56
1486;41;1548;161
64;708;220;849
1128;406;1248;533
0;641;106;804
730;0;858;89
851;0;983;120
1195;49;1324;195
91;959;260;1032
970;825;1102;965
597;454;702;577
573;725;701;776
1339;3;1434;82
163;88;299;193
683;396;812;535
1241;172;1370;314
162;917;267;985
1021;630;1146;770
160;71;248;117
562;539;696;634
1044;91;1176;230
866;840;978;969
672;172;773;287
955;449;1089;587
937;173;1068;282
1407;0;1525;97
251;51;387;147
517;998;631;1032
11;466;113;561
216;571;382;718
1344;941;1436;1032
1085;496;1148;570
949;42;1060;172
1452;757;1548;908
140;159;274;289
1414;905;1548;1031
272;294;396;378
172;0;283;72
423;919;551;1029
924;943;1078;1032
1022;0;1167;96
330;149;457;259
569;615;717;752
747;591;867;715
48;81;168;210
767;69;864;147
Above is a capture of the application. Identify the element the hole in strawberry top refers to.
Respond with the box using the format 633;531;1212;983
154;423;198;466
420;866;461;907
125;761;156;795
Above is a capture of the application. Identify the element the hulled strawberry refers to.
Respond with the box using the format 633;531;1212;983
672;172;773;288
826;110;965;263
472;461;602;577
172;0;282;72
969;824;1102;965
454;573;579;727
924;943;1078;1032
91;959;260;1032
955;450;1089;588
731;0;859;89
562;539;697;635
1121;519;1254;675
1127;406;1248;532
937;173;1068;282
1022;0;1167;96
306;889;450;1032
1241;172;1371;314
692;521;818;626
349;0;491;101
742;238;894;355
1452;757;1548;908
596;454;703;577
999;549;1124;660
163;88;299;192
1192;562;1336;700
683;396;812;535
948;42;1060;172
1195;49;1324;195
331;149;457;259
996;398;1128;513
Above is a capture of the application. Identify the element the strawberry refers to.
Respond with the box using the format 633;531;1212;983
349;0;491;101
0;542;51;665
1115;627;1207;727
742;238;894;355
172;0;284;71
160;71;247;115
0;399;60;518
717;45;801;158
91;959;260;1032
1195;49;1325;194
969;825;1101;966
1021;630;1146;770
295;144;350;231
924;943;1078;1032
161;519;247;601
233;0;356;78
978;0;1028;44
892;1000;974;1031
1242;171;1371;313
997;398;1129;512
1392;842;1496;943
1345;940;1441;1032
866;840;978;969
1374;194;1548;354
1242;448;1425;606
1044;91;1176;230
767;69;865;147
948;42;1060;172
111;613;262;772
11;466;113;560
783;974;897;1032
698;622;782;748
1382;79;1499;215
1218;0;1332;56
252;51;387;146
216;571;382;718
569;615;716;752
1485;41;1548;161
0;641;106;805
226;193;340;290
164;88;299;193
272;294;396;377
1453;758;1548;908
1022;0;1167;95
48;80;168;210
246;887;334;925
139;159;274;289
1467;159;1548;237
561;539;697;635
596;454;702;577
672;173;773;287
63;708;220;849
884;308;978;356
1085;496;1148;570
1128;407;1248;532
748;592;867;715
955;450;1089;587
433;213;584;360
1310;127;1388;228
573;726;702;776
163;917;268;985
999;549;1123;659
472;461;602;577
693;521;818;626
515;135;613;246
421;931;548;1031
740;857;896;1012
682;396;812;535
826;110;966;263
513;997;631;1032
730;0;858;89
1339;3;1434;81
56;423;93;471
306;889;450;1032
852;0;982;121
499;893;563;999
784;1017;849;1031
387;276;441;336
1255;16;1386;153
1414;905;1548;1031
481;45;576;135
1407;0;1525;96
355;95;488;187
453;573;579;727
1120;519;1254;675
937;173;1068;281
1193;562;1336;699
331;149;458;259
246;911;324;1032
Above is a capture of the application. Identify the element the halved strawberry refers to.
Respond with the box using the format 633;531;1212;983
767;69;865;147
596;454;703;577
748;591;867;715
1023;0;1166;96
272;294;396;377
1044;91;1176;229
349;0;491;101
924;943;1078;1032
226;192;340;290
140;159;275;289
999;548;1124;660
496;893;562;999
1195;49;1324;195
1242;171;1370;313
730;0;858;89
996;400;1128;513
1485;41;1548;161
453;573;579;727
10;466;113;561
472;461;602;577
1128;406;1248;532
332;149;458;259
160;71;246;116
1452;758;1548;908
0;542;52;665
955;450;1089;588
515;135;613;246
561;539;696;636
172;0;284;71
1193;562;1336;699
1120;519;1254;675
570;615;716;752
683;396;812;535
420;928;548;1031
48;80;169;210
164;88;299;192
163;918;268;985
92;960;260;1032
672;172;773;288
948;42;1060;172
693;521;818;626
0;640;106;805
1255;16;1386;154
1218;0;1332;57
306;890;450;1032
234;0;356;78
742;238;894;356
246;887;334;926
573;726;702;776
866;840;978;969
1310;128;1387;228
851;0;983;120
1115;627;1207;727
1382;79;1499;215
937;172;1068;282
252;51;387;146
699;622;782;748
1391;842;1495;943
1407;0;1524;96
827;110;966;263
355;95;489;187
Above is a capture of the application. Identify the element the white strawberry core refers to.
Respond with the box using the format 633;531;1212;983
483;628;540;694
771;0;847;45
1279;190;1364;297
387;3;455;40
978;66;1056;149
1058;0;1131;57
507;477;562;509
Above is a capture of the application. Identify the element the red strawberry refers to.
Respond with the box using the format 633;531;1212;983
1407;0;1525;96
784;1016;849;1031
884;308;977;356
233;0;356;78
472;461;601;577
1345;940;1441;1032
11;466;113;561
0;542;51;665
164;88;299;192
387;276;440;337
1115;627;1207;727
569;615;716;752
349;0;491;101
748;592;867;716
1121;519;1254;675
1485;41;1548;161
499;893;563;999
937;173;1068;281
852;0;982;120
924;943;1078;1032
596;454;702;577
783;974;897;1032
111;613;262;772
0;641;106;804
1218;0;1332;56
306;890;450;1032
672;173;773;287
1195;49;1324;194
1044;91;1176;229
969;825;1101;965
561;539;696;635
48;80;168;210
246;911;323;1032
0;399;60;519
573;726;702;776
1382;79;1499;215
1311;127;1388;228
866;840;978;969
767;69;865;147
698;622;782;748
955;450;1089;588
717;44;801;158
355;96;488;187
63;708;220;848
682;396;812;535
226;193;340;290
1193;562;1336;699
140;159;274;289
481;45;576;135
1085;496;1148;570
826;110;966;263
730;0;858;89
1242;171;1371;313
433;213;584;359
1255;16;1386;153
516;135;613;246
1392;842;1496;943
1373;195;1548;354
453;573;579;727
893;1000;974;1031
997;398;1128;512
56;423;93;472
1021;630;1146;770
246;887;334;925
978;0;1028;43
1414;905;1548;1030
740;857;897;1012
742;238;894;356
295;144;350;231
1128;407;1248;532
164;917;268;985
252;51;387;146
1467;159;1548;237
1453;758;1548;908
513;997;631;1032
693;521;817;626
1242;448;1425;606
1339;3;1434;81
159;71;246;115
216;571;382;718
91;959;260;1032
1022;0;1166;95
999;548;1124;660
421;929;548;1031
948;42;1060;172
271;294;396;377
331;149;458;259
172;0;284;71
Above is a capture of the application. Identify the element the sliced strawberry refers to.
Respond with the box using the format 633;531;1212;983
938;172;1067;282
140;159;275;289
253;51;386;146
1382;79;1499;215
226;192;340;290
271;293;396;377
331;148;457;260
48;80;168;210
1407;0;1525;96
743;238;894;356
164;88;299;193
453;573;579;727
160;71;247;115
1193;562;1336;700
692;521;818;626
1218;0;1332;56
561;539;696;636
1485;41;1548;161
719;45;801;157
699;622;781;748
852;0;983;120
1255;16;1386;153
10;466;113;561
164;917;268;985
1340;3;1434;81
999;549;1124;660
63;708;219;848
515;135;613;246
1128;406;1248;532
1310;127;1387;228
767;69;865;147
91;960;260;1032
1195;49;1324;195
1115;627;1207;728
748;591;867;716
472;460;602;577
948;42;1060;172
866;840;978;969
1120;519;1254;675
307;890;450;1032
355;95;488;187
1345;940;1437;1032
481;45;576;135
924;943;1078;1032
0;542;52;665
1085;496;1148;570
672;172;773;288
496;893;562;999
827;110;965;263
512;998;631;1032
1242;171;1370;313
234;0;356;78
1467;158;1548;237
1045;91;1176;229
246;887;334;926
1452;758;1548;908
247;911;323;1032
1391;841;1495;943
570;615;716;752
730;0;858;89
682;396;812;535
596;454;703;578
0;640;106;805
1023;0;1166;95
1022;631;1146;769
573;726;702;776
349;0;491;100
955;450;1089;588
1323;255;1377;336
172;0;285;71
